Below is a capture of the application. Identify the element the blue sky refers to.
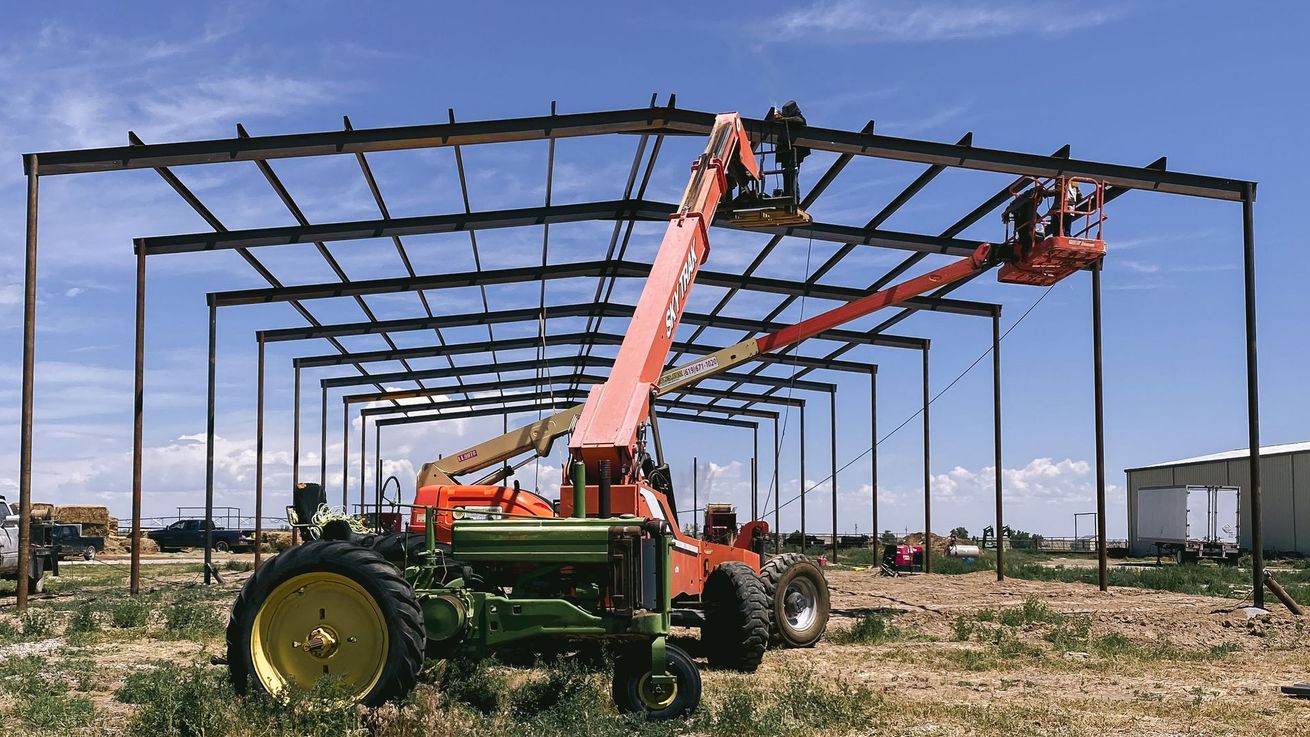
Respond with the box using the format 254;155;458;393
0;1;1304;538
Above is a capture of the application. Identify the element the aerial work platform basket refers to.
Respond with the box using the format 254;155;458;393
998;176;1105;286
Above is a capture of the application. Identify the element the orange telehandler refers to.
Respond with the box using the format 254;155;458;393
241;110;1106;717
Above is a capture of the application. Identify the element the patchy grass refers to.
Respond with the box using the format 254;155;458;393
828;612;925;645
160;596;224;640
107;595;152;628
0;654;96;729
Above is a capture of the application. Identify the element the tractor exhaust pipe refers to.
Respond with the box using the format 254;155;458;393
571;460;587;519
598;460;612;519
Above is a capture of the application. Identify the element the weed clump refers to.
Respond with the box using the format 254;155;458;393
162;598;224;640
828;612;914;644
0;654;95;729
108;596;151;628
19;608;55;638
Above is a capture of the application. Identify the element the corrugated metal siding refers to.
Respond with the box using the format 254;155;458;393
1128;450;1310;556
1263;455;1297;553
1172;462;1230;487
1295;453;1310;556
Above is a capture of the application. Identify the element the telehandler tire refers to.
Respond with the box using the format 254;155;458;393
702;561;769;671
227;540;425;706
612;642;701;720
761;552;830;648
366;531;451;567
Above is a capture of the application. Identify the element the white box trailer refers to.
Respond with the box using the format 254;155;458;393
1135;485;1240;564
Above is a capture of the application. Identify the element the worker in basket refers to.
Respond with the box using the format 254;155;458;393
771;100;810;199
1049;178;1082;237
1003;183;1045;256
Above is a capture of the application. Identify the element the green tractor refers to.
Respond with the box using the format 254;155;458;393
227;506;704;718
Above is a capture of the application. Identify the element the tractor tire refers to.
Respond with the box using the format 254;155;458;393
760;553;830;648
701;562;769;671
612;642;701;720
214;539;231;553
226;540;425;707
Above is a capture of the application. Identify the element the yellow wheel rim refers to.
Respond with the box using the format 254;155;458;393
251;571;389;702
637;673;679;711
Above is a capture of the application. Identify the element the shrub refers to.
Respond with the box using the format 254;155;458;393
118;662;234;737
828;612;909;644
162;599;224;640
66;600;100;638
108;596;151;628
19;608;55;638
997;597;1063;627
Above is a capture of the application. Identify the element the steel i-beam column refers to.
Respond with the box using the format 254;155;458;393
1242;184;1264;609
341;401;349;508
1092;262;1108;591
293;365;301;489
130;242;146;595
204;303;217;584
922;345;932;574
254;338;265;567
15;155;38;608
374;423;382;533
752;424;759;521
830;390;838;563
870;372;878;549
773;416;781;552
693;457;698;538
359;409;366;515
993;309;1005;581
800;405;807;550
319;387;327;490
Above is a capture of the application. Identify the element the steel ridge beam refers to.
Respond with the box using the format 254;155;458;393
323;352;835;393
31;107;675;175
293;331;876;374
263;301;923;350
352;377;783;422
358;385;789;421
34;105;1250;201
374;399;759;430
210;257;995;318
142;200;981;258
658;110;1252;201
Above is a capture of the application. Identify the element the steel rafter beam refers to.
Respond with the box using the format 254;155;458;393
374;398;762;430
258;301;924;350
137;200;982;259
207;258;996;317
292;331;876;375
319;353;835;393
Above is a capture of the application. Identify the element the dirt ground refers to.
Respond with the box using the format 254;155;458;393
4;557;1309;736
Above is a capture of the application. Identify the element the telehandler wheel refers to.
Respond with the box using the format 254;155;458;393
761;553;830;648
612;642;701;720
226;540;425;707
702;562;769;671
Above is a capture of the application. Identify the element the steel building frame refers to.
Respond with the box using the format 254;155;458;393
12;98;1261;610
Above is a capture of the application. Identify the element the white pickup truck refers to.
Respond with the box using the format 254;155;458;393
0;495;58;594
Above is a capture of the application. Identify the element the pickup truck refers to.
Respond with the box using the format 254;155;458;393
0;495;59;594
148;519;256;553
52;523;106;560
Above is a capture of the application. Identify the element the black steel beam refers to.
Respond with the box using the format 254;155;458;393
207;258;995;318
139;200;982;259
36;106;1250;201
292;331;876;375
321;353;834;393
260;301;924;350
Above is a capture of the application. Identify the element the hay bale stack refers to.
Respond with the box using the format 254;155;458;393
52;505;113;537
30;503;55;520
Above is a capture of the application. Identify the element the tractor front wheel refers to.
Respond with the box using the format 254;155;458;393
612;642;701;720
761;553;830;648
226;540;425;706
702;562;769;671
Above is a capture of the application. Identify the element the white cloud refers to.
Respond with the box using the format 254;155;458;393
771;0;1123;43
930;457;1115;505
64;287;83;297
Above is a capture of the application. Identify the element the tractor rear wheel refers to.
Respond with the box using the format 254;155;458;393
612;642;701;720
226;540;425;706
761;553;830;648
702;562;769;671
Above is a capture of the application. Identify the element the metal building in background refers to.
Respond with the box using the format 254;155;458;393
1126;442;1310;556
